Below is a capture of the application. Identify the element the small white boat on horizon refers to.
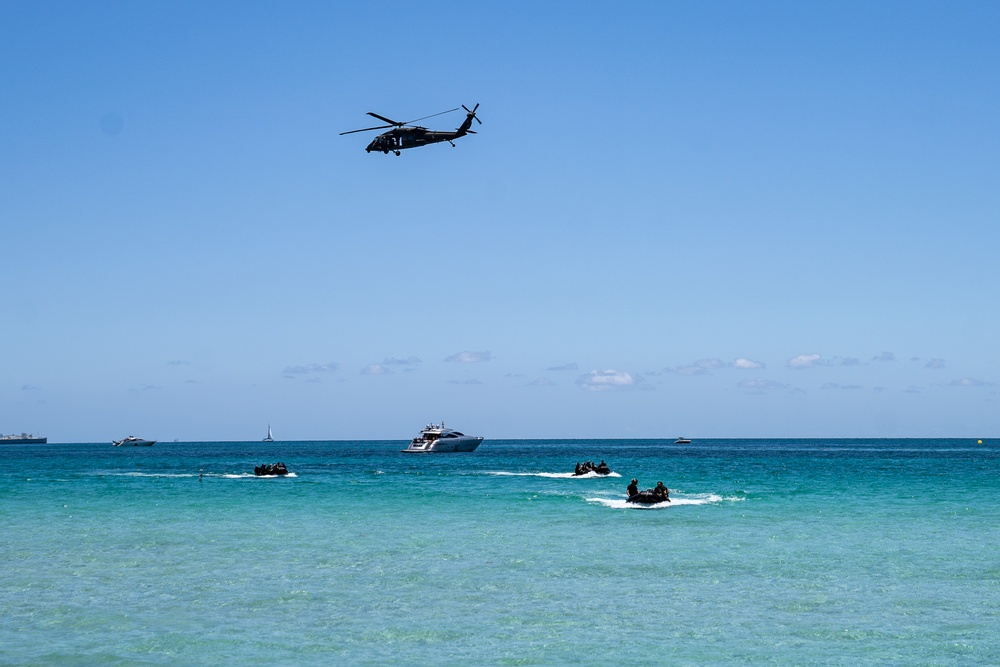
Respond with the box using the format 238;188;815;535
263;425;274;442
402;422;483;453
113;436;155;447
674;437;692;444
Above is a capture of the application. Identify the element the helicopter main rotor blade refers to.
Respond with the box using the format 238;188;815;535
403;107;460;125
367;112;402;126
340;124;393;136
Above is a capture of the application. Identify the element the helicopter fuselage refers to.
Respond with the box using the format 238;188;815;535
365;127;467;154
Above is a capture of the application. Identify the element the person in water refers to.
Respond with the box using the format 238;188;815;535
627;478;639;497
654;481;669;501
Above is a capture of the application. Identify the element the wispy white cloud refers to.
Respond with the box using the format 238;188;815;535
283;362;339;375
361;356;420;375
872;351;896;362
948;377;994;387
787;353;822;369
448;378;483;385
821;382;862;390
383;356;421;366
577;369;640;392
925;358;945;369
528;377;555;387
547;363;578;371
673;358;725;376
668;357;767;374
167;360;191;366
738;378;790;393
445;351;492;363
21;384;42;391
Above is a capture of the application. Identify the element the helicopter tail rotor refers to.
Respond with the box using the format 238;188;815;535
462;103;482;125
457;103;481;134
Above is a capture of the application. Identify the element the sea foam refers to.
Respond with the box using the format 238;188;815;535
489;471;622;479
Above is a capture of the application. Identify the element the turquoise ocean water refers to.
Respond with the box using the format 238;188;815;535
2;438;998;665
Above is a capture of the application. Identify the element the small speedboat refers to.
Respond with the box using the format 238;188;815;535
402;422;483;453
674;437;691;444
113;436;155;447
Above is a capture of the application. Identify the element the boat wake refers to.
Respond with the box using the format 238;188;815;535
102;471;297;479
108;472;198;478
588;493;727;509
221;472;298;479
489;471;622;479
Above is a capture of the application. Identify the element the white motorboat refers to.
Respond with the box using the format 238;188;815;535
263;425;274;442
674;437;691;444
113;436;156;447
402;422;483;453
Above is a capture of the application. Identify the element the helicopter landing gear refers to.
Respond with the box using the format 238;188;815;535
394;150;401;156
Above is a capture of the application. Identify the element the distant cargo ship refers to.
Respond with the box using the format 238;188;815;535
1;433;47;444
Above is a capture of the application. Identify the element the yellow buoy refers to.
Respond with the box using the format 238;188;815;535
978;439;983;444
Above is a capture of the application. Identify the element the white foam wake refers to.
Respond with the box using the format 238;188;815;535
110;472;198;478
489;471;622;479
220;472;298;479
588;493;725;509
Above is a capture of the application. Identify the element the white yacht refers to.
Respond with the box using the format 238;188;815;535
113;436;156;447
674;437;692;444
402;422;483;453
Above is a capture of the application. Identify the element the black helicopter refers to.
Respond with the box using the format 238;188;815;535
340;104;481;155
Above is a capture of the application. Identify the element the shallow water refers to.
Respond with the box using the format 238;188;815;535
2;439;998;665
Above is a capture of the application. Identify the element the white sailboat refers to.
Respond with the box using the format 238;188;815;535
263;425;274;442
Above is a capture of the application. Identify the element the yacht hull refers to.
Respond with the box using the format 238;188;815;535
113;438;155;447
402;437;483;453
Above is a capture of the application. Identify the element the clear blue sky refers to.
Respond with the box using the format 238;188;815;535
3;1;998;441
